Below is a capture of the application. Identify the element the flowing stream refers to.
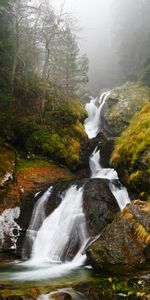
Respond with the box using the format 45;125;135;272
84;91;110;138
0;92;132;293
85;92;130;210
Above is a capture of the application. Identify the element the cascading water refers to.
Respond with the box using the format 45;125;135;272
1;90;131;283
89;147;130;210
85;93;131;211
84;91;110;139
11;185;88;281
22;187;53;259
30;185;88;264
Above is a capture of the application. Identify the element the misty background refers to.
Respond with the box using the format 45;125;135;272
60;0;117;94
54;0;150;95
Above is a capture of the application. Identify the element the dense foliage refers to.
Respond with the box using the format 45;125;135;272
0;0;88;168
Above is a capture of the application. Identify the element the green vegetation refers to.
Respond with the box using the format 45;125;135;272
0;0;88;170
110;104;150;200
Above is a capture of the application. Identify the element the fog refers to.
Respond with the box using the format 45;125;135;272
53;0;120;94
32;0;150;94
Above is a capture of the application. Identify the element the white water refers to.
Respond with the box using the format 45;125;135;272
30;185;88;264
11;185;88;281
85;94;131;210
2;90;130;282
89;147;130;210
84;91;110;139
22;187;53;259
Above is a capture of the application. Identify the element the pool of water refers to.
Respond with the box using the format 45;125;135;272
0;260;150;299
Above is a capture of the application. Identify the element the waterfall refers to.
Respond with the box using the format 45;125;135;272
84;91;110;139
12;185;88;280
85;93;131;211
22;187;53;259
12;90;130;281
89;147;130;210
30;185;88;264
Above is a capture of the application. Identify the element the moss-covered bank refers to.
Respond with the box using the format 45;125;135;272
110;104;150;200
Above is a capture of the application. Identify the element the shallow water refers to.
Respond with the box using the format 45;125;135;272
0;260;150;299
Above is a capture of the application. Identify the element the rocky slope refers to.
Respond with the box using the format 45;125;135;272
87;200;150;272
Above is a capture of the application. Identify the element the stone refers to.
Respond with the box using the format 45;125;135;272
86;200;150;272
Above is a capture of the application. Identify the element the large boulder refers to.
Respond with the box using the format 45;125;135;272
86;200;150;272
83;179;119;235
101;82;150;137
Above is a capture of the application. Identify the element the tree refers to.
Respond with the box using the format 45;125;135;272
46;25;88;96
0;0;13;89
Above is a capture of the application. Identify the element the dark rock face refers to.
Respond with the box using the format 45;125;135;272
86;200;150;272
99;138;115;168
83;179;119;236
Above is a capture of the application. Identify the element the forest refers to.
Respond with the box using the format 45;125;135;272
0;0;150;299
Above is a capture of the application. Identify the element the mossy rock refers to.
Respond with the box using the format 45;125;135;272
102;82;150;136
110;103;150;200
86;200;150;273
12;96;88;169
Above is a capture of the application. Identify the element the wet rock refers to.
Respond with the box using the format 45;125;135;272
45;178;119;237
99;137;115;168
83;179;119;236
45;289;87;300
86;200;150;272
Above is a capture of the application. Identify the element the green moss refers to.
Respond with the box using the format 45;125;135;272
17;158;51;172
110;103;150;199
26;127;83;167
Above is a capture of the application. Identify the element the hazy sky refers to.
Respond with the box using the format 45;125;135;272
56;0;114;93
54;0;112;46
48;0;117;93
